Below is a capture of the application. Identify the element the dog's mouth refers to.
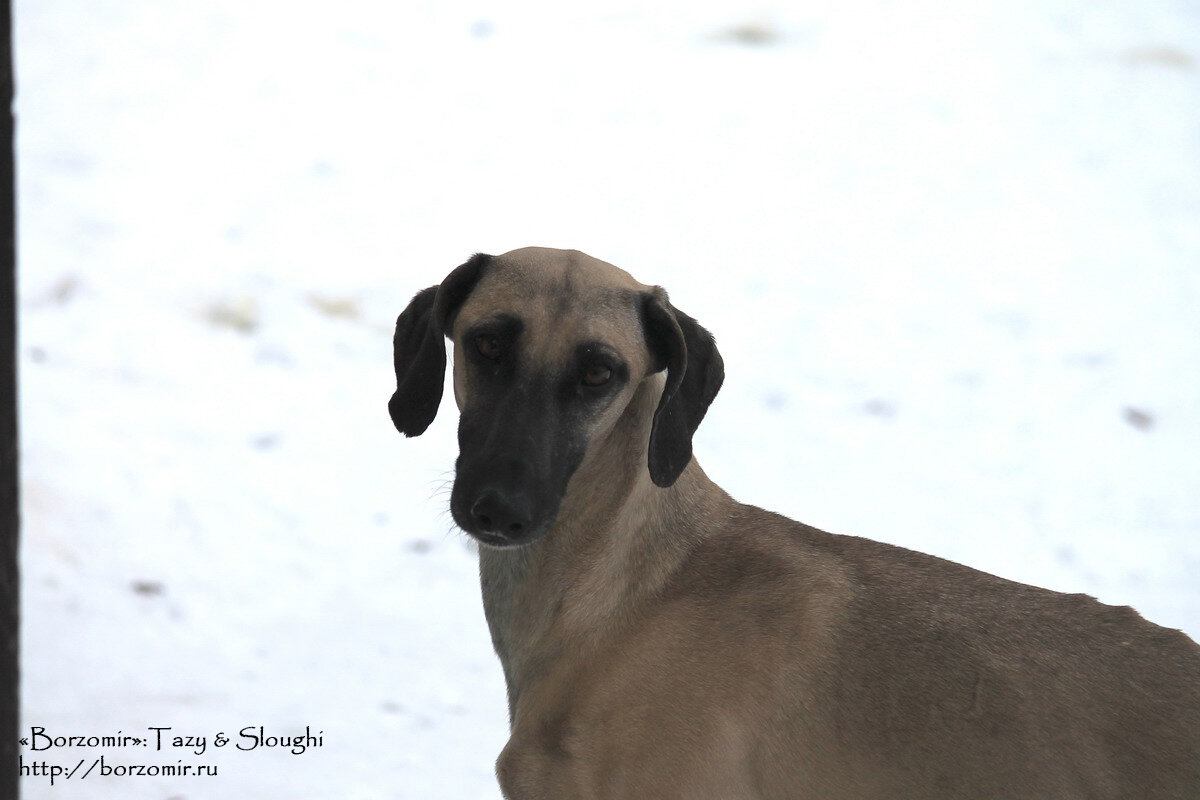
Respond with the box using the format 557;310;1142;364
454;515;554;549
466;528;544;549
469;530;514;548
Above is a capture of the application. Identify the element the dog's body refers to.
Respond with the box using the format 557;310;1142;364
390;247;1200;799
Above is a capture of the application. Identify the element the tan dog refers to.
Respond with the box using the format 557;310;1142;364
390;247;1200;799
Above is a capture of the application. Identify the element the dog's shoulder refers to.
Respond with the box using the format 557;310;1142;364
671;501;1199;701
685;504;1200;790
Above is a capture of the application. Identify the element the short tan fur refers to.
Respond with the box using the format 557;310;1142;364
390;247;1200;800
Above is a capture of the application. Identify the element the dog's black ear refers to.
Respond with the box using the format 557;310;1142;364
389;285;444;436
641;291;724;487
388;253;492;437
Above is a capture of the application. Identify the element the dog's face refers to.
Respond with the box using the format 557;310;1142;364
389;247;723;548
446;251;656;546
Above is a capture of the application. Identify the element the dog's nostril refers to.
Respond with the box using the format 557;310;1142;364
470;489;531;539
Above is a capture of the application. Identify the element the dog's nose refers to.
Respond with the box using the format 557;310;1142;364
470;489;533;539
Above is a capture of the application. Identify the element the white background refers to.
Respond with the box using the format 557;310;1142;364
16;0;1200;797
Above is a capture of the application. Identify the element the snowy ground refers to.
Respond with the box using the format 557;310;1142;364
15;0;1200;797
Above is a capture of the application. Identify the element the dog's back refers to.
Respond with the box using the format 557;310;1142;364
692;506;1200;798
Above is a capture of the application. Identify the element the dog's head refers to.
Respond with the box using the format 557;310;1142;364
389;247;723;548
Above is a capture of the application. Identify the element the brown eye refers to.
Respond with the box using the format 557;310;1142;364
475;335;502;361
583;364;612;387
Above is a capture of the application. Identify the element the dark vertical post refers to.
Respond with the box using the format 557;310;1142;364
0;0;17;796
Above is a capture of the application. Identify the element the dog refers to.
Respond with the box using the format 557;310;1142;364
389;247;1200;799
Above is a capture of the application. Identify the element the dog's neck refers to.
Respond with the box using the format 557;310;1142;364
476;375;732;718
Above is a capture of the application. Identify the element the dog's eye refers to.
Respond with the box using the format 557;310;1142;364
475;335;503;361
582;364;612;387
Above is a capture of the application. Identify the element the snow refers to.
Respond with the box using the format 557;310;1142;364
15;0;1200;797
